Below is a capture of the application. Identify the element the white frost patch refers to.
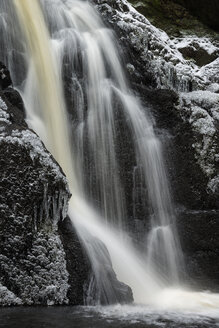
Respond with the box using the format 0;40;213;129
208;175;219;193
0;129;68;184
0;96;10;126
190;106;215;136
0;232;69;306
184;91;219;122
0;284;22;306
95;0;217;92
198;58;219;84
0;97;7;110
173;36;218;56
95;0;219;92
207;83;219;93
179;92;218;182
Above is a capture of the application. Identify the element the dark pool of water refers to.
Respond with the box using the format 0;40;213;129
0;306;219;328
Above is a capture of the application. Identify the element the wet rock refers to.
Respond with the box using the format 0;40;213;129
177;210;219;291
83;238;133;305
58;217;91;305
0;62;12;90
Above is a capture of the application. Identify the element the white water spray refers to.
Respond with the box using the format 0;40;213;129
0;0;218;314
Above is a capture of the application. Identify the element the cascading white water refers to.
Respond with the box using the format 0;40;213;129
39;0;183;283
0;0;219;313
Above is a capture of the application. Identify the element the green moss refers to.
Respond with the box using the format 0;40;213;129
171;0;219;32
129;0;217;38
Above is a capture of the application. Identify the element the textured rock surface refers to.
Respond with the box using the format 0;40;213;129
178;210;219;291
58;217;90;305
84;238;133;305
0;84;71;305
171;0;219;32
129;0;218;38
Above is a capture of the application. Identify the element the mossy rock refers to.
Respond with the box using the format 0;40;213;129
129;0;218;38
171;0;219;32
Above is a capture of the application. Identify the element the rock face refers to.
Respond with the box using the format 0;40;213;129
58;217;90;305
129;0;217;38
83;238;133;305
171;0;219;32
0;74;71;305
144;88;219;289
93;0;219;290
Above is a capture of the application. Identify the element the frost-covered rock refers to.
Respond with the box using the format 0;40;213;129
94;0;216;92
0;233;69;305
0;89;71;306
94;0;219;89
178;91;219;194
0;284;22;306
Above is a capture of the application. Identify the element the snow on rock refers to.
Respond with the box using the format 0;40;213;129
0;233;69;305
173;37;218;57
0;129;68;186
179;91;219;193
94;0;195;91
94;0;219;91
0;284;22;306
199;58;219;84
0;91;71;306
0;96;10;129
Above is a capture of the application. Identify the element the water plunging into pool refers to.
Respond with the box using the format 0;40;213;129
0;0;219;313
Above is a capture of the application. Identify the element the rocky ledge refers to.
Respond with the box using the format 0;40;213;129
0;65;71;306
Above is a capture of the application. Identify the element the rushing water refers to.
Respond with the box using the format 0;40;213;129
12;0;183;302
0;0;219;320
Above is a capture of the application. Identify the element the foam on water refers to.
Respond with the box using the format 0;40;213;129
89;303;219;326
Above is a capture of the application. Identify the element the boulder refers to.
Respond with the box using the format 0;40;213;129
58;217;90;305
0;86;72;305
83;238;133;305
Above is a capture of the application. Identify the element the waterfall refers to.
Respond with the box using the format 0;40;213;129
1;0;219;311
